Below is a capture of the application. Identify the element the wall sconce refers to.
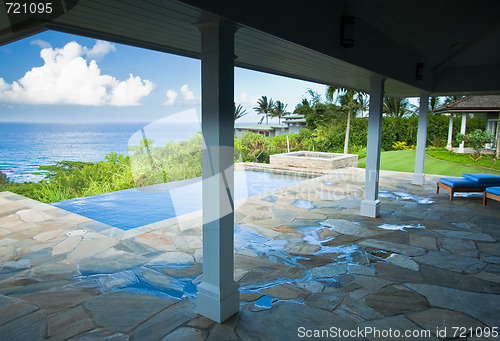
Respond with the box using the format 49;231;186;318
341;16;355;48
416;63;424;80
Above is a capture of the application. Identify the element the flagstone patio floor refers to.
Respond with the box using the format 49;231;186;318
0;168;499;340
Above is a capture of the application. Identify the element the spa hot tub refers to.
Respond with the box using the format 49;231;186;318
270;151;358;170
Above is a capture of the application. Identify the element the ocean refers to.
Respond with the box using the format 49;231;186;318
0;121;202;183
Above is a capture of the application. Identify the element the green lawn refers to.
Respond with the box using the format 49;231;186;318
358;150;500;177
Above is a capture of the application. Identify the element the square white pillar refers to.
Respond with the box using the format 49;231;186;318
447;114;454;150
196;19;239;323
458;113;467;153
412;94;429;185
360;75;385;218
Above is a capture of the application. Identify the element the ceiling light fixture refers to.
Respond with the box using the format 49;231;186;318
416;63;425;80
341;16;355;48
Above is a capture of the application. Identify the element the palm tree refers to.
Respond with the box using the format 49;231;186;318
383;97;416;118
294;98;314;129
234;103;248;122
326;86;366;154
429;97;442;112
271;100;288;124
254;96;275;124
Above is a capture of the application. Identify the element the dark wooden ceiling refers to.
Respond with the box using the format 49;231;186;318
1;0;500;97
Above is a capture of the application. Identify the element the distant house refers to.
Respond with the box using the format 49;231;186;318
434;95;500;152
235;113;307;138
282;114;307;134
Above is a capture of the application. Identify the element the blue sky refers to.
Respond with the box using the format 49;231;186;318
0;31;327;124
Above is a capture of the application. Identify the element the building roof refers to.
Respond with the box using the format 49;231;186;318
435;95;500;114
285;119;307;123
283;113;306;123
235;124;275;131
283;114;305;119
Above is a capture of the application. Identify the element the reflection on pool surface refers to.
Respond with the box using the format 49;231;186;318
52;170;305;230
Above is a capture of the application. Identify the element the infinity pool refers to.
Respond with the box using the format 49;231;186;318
52;170;305;230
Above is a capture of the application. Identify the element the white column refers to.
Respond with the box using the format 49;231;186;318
447;114;453;150
360;75;385;218
196;19;239;323
458;113;467;153
412;94;429;185
496;112;500;159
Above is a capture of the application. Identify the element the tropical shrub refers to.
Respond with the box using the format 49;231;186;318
456;129;494;155
129;133;202;186
0;170;9;185
392;141;416;151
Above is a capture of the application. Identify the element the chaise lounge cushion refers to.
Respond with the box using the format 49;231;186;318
486;186;500;196
439;177;484;188
462;173;500;186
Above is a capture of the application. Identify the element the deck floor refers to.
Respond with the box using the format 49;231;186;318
0;168;499;340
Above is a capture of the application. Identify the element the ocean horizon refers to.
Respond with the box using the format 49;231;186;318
0;121;204;183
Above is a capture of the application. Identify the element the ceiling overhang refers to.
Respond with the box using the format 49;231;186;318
1;0;500;98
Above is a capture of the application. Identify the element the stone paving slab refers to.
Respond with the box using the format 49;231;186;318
413;251;486;274
0;308;47;341
407;308;486;338
84;292;177;333
0;169;499;339
405;283;500;327
47;305;94;341
358;314;441;341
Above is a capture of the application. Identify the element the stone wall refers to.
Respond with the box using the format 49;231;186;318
270;151;358;170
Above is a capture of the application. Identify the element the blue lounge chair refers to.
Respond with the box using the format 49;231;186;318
437;173;500;200
436;177;485;200
483;187;500;206
462;173;500;185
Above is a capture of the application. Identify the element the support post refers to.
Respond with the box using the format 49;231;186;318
412;94;429;185
447;114;453;150
196;19;239;323
496;112;500;159
458;113;467;153
360;75;385;218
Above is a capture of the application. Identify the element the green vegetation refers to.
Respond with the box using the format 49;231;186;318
0;171;9;185
0;134;203;203
234;102;248;122
325;86;367;154
392;141;415;151
235;130;314;163
235;113;486;160
456;129;495;156
128;133;202;186
254;96;275;125
358;150;500;177
427;148;499;170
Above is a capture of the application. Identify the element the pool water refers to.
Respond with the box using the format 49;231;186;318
52;170;304;230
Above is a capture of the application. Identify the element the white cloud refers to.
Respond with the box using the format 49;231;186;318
83;40;116;59
238;92;259;107
30;39;51;49
111;74;154;106
163;89;177;105
240;92;250;103
163;84;200;106
0;41;153;106
180;84;198;101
